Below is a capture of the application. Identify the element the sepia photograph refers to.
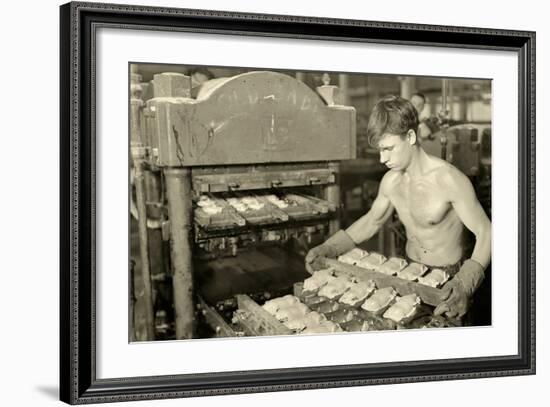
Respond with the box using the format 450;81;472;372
58;2;536;403
129;63;492;342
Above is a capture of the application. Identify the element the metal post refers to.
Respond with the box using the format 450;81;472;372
399;76;416;100
130;65;155;341
448;81;454;120
164;168;194;339
378;225;386;254
132;160;156;340
324;162;341;236
144;170;166;281
389;223;396;256
129;260;136;342
440;79;450;160
338;74;350;106
441;79;449;113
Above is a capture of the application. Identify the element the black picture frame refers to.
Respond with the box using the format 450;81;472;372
60;1;536;404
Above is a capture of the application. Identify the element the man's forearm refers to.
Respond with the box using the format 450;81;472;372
470;222;491;269
345;212;384;245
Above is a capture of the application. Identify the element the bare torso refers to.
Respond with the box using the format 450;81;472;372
384;158;464;267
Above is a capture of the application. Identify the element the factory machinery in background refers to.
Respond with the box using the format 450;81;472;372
422;78;491;216
130;68;356;340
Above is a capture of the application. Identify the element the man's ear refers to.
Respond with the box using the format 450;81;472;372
407;129;417;146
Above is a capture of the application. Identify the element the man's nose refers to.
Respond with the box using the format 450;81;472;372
380;151;388;164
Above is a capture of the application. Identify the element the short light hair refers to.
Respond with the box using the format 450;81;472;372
367;95;419;147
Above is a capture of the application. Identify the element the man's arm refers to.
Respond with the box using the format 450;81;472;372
443;167;491;267
434;166;491;318
346;173;395;244
304;173;395;273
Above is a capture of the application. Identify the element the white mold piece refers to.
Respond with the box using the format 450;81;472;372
337;248;369;265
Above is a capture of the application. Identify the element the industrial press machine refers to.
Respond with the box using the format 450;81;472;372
130;68;356;340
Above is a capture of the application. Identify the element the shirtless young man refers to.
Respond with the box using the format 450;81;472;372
305;95;491;319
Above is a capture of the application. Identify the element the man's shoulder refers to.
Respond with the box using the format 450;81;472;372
380;170;402;193
431;158;471;190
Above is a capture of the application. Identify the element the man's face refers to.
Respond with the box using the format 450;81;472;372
410;95;425;114
377;133;414;171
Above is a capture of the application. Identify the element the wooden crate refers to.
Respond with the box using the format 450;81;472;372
233;294;292;336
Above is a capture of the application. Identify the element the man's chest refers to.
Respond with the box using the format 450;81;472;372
389;177;453;227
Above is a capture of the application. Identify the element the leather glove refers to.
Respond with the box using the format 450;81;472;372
305;230;356;274
434;259;485;318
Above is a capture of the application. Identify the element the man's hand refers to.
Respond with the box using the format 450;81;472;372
433;279;471;318
304;230;356;274
434;259;485;318
305;244;337;274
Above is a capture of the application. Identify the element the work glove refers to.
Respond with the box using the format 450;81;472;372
305;230;356;274
434;259;485;318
